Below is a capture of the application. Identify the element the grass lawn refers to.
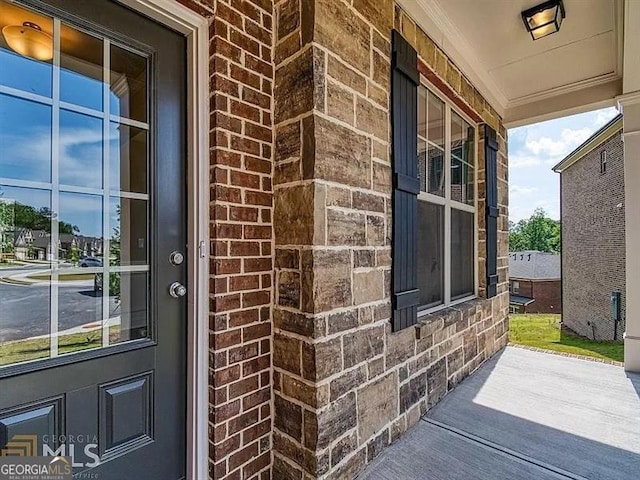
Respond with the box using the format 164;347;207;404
509;314;624;363
27;273;95;282
0;327;121;366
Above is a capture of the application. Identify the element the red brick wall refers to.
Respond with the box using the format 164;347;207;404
179;1;275;479
511;279;561;314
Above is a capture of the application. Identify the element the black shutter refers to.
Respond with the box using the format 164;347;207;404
484;124;499;298
391;30;420;331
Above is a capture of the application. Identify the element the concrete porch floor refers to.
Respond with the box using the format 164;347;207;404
359;346;640;480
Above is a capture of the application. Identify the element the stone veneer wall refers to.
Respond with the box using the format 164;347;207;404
272;1;509;479
178;0;276;479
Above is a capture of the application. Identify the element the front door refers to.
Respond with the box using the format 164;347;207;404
0;1;187;478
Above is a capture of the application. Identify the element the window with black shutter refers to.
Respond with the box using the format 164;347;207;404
391;31;486;332
391;30;420;331
484;124;499;298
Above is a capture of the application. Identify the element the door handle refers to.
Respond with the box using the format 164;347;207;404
169;281;187;298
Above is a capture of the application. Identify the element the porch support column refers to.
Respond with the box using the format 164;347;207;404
620;0;640;372
620;99;640;371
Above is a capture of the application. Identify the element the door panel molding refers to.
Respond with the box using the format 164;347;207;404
114;2;210;480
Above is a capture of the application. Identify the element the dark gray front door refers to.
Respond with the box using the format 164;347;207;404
0;0;187;478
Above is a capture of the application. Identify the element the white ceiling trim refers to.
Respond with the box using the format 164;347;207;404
397;0;625;127
396;0;508;115
507;72;621;109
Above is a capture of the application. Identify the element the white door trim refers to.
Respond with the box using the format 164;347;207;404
116;1;210;479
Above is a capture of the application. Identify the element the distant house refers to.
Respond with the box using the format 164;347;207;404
509;251;561;314
553;114;625;341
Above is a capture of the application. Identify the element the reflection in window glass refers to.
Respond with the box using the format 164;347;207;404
418;87;427;139
427;90;444;148
0;1;53;97
58;192;103;262
428;144;445;197
451;112;475;206
110;44;147;122
417;200;444;308
0;4;153;369
57;272;102;356
0;186;51;365
451;209;474;299
109;197;147;266
108;272;148;344
0;94;52;182
60;23;103;111
59;109;103;189
109;122;147;194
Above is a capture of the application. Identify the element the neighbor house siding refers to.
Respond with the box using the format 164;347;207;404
561;132;625;341
510;279;561;313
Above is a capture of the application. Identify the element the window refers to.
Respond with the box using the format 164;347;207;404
512;281;520;294
417;85;476;311
600;150;607;174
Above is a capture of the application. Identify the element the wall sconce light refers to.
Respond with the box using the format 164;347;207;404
521;0;565;40
2;22;53;61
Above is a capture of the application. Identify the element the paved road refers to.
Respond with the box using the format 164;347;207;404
0;280;118;343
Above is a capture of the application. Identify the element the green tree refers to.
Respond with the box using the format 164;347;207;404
0;200;15;258
509;208;560;253
11;204;76;234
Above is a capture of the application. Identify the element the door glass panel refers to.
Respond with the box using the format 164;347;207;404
0;94;52;183
108;271;149;345
110;44;147;122
0;186;51;366
0;5;151;369
60;23;103;111
56;272;103;355
0;1;53;98
58;192;103;257
110;197;147;266
59;109;103;189
109;122;148;194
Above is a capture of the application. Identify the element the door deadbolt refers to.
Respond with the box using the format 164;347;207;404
169;251;184;265
169;282;187;298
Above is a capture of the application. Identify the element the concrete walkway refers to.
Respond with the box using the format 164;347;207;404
360;346;640;480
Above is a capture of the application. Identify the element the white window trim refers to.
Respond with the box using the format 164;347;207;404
417;78;479;317
513;280;520;294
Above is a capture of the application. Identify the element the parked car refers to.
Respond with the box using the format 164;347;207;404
80;256;103;267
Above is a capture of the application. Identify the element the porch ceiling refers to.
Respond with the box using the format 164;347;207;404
398;0;624;127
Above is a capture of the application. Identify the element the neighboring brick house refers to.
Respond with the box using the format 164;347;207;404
509;251;561;314
553;115;626;341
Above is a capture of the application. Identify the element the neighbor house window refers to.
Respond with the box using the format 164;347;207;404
600;150;607;174
512;281;520;294
417;85;476;310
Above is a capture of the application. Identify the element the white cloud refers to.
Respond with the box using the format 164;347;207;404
524;127;592;158
509;185;537;196
509;154;542;168
593;107;619;127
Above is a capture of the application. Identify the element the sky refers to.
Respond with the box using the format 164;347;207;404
508;106;620;224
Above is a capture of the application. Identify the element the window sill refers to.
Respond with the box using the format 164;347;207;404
417;294;477;318
415;296;485;339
